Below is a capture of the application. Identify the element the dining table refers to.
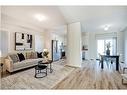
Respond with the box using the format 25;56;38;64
100;55;120;71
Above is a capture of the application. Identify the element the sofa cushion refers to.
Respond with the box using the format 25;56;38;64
9;54;19;63
17;53;25;61
34;58;44;62
13;59;38;69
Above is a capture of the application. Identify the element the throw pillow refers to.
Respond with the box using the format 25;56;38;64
31;52;38;59
37;52;43;58
9;54;19;63
17;53;25;61
34;52;38;59
26;52;32;59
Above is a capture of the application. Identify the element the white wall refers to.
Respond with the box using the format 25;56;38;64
0;7;8;64
117;31;124;61
0;6;1;88
88;32;96;60
67;22;82;67
124;29;127;64
1;25;45;54
35;35;44;52
0;6;1;57
0;31;8;57
1;11;45;56
44;30;66;59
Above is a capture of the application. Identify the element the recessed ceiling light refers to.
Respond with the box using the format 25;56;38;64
101;24;112;31
34;14;47;21
104;25;109;31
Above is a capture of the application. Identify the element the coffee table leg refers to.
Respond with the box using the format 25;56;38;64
46;67;47;76
50;63;53;73
35;69;36;78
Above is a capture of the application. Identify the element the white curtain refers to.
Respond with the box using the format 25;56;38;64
112;37;117;55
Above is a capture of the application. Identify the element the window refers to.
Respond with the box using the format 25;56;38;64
97;37;117;58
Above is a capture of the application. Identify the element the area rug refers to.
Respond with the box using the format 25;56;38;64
1;60;75;89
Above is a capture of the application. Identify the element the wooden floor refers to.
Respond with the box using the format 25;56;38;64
53;60;127;89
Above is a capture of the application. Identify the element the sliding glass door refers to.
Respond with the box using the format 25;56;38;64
97;38;117;58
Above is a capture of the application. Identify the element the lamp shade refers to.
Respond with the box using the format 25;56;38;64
43;49;48;52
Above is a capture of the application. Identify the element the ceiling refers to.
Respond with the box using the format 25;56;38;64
2;6;127;35
59;6;127;32
1;6;66;31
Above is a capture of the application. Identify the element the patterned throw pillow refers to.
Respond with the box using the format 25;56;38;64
31;52;38;59
9;54;19;63
26;52;32;59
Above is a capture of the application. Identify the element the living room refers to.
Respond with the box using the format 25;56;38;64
1;6;127;90
0;6;69;88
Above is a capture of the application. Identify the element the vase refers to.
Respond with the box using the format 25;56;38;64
106;49;110;55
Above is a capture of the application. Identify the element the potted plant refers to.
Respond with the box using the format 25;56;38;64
106;42;111;55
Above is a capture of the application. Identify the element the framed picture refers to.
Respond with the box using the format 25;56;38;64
15;32;33;50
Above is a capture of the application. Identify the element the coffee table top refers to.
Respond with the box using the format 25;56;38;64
38;59;52;64
35;65;47;70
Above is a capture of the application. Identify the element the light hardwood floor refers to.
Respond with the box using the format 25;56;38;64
53;60;127;89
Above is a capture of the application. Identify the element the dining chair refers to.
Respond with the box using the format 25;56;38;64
121;67;127;84
119;54;124;72
97;53;102;66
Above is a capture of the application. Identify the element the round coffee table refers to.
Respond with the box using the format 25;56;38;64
35;65;47;78
38;60;53;73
